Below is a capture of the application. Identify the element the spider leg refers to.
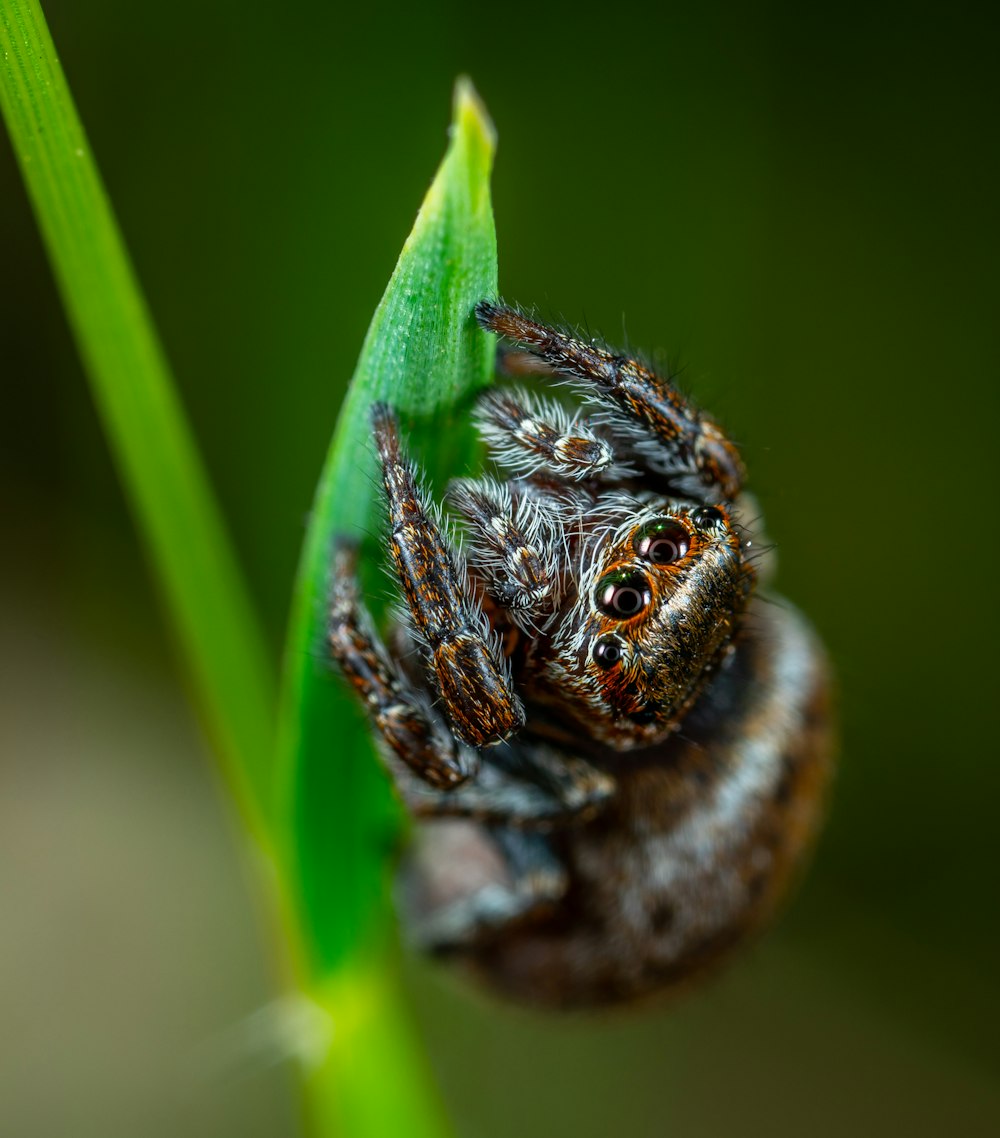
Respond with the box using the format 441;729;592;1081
372;403;525;748
476;300;745;499
474;386;615;481
331;546;610;807
400;824;567;951
496;342;555;378
398;738;615;824
329;544;476;789
488;738;616;817
447;476;558;620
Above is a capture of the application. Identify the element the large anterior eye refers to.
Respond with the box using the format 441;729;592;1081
633;519;690;565
595;570;652;618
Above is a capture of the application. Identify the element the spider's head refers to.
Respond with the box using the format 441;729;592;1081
540;501;757;749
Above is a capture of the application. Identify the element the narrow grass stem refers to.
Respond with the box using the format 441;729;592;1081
0;0;277;833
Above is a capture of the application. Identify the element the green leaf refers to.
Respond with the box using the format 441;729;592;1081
273;78;497;1138
0;0;277;833
278;77;499;976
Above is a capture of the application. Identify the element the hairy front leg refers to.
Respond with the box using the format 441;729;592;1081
373;403;525;748
329;543;476;789
331;543;615;813
476;300;745;499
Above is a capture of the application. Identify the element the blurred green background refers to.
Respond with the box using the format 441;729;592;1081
2;1;997;1135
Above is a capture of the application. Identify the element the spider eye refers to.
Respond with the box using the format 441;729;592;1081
633;520;690;565
690;506;725;531
592;636;624;668
595;570;652;618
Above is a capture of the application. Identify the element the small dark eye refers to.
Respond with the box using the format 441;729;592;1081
633;520;690;565
691;506;725;531
593;636;624;668
595;570;652;618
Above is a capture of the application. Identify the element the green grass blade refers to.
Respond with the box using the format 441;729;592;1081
0;0;277;829
278;77;498;974
302;965;453;1138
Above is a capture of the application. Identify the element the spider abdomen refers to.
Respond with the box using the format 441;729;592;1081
410;601;832;1008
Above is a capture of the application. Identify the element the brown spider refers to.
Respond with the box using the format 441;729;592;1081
329;301;833;1009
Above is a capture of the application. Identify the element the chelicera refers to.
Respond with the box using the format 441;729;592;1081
329;300;833;1008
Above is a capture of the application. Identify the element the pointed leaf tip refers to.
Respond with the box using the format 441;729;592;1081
452;75;497;159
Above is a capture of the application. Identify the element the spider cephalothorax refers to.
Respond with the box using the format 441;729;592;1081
518;496;756;749
330;300;832;1008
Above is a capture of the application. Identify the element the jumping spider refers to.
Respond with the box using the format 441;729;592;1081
330;301;832;1009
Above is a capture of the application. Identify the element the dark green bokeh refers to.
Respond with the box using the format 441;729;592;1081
2;1;997;1135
